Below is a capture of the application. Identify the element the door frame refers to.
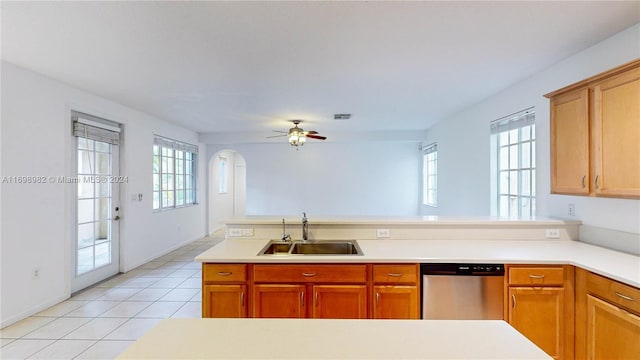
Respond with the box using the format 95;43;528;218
69;111;122;294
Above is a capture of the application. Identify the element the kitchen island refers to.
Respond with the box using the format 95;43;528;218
117;318;552;359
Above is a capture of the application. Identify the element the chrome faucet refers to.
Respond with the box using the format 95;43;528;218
281;218;291;242
302;212;309;241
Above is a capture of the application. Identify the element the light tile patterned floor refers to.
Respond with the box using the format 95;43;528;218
0;237;221;359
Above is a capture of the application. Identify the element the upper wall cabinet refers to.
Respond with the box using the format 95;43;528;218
546;59;640;199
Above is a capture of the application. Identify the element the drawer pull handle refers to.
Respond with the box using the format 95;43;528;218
387;273;403;277
217;271;232;276
529;275;545;279
615;292;636;302
512;294;516;309
302;272;317;277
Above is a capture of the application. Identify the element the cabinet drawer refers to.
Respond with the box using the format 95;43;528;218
509;266;564;286
373;264;418;284
203;264;246;282
253;264;367;283
587;272;640;314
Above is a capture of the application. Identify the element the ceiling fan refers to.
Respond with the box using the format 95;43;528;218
267;120;327;148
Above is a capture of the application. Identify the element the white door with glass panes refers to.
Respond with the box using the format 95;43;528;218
71;113;121;293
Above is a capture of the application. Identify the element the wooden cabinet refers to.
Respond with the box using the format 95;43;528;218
201;264;247;318
252;284;305;318
252;264;368;319
372;264;419;319
575;268;640;360
550;88;590;195
592;67;640;197
203;262;420;319
312;285;367;319
506;265;574;360
546;59;640;199
373;286;418;319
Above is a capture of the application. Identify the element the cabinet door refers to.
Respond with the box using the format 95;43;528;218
373;285;419;319
252;284;306;318
587;295;640;360
593;68;640;198
202;284;246;318
311;285;367;319
550;88;590;195
509;287;565;359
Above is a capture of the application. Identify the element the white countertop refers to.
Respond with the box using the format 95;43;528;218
223;215;580;226
195;239;640;288
117;318;551;359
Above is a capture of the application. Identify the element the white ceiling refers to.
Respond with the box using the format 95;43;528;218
2;1;639;137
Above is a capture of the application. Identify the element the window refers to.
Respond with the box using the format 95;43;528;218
218;157;228;194
422;143;437;207
153;136;198;210
491;108;535;217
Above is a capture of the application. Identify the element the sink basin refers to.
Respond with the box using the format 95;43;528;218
291;241;362;255
258;240;363;256
260;241;293;255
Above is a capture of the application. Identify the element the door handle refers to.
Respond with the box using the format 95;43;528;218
376;292;380;306
301;292;304;306
240;291;244;306
581;175;586;189
512;294;516;309
315;292;318;306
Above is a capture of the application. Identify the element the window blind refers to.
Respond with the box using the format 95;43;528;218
490;108;535;134
422;142;437;155
153;135;199;154
72;111;121;145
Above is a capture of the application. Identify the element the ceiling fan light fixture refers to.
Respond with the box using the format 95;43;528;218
289;131;305;147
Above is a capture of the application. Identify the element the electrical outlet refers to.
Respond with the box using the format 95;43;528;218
228;228;242;237
545;229;561;239
241;228;254;236
568;203;576;217
376;229;390;238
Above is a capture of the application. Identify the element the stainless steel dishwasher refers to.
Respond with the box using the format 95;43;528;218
421;263;504;320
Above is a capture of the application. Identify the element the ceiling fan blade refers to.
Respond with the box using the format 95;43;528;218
305;130;318;135
266;134;287;138
272;130;287;133
306;134;327;140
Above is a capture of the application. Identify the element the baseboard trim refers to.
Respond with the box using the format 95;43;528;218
0;293;68;329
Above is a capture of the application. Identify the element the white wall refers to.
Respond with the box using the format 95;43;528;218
205;141;421;218
0;61;207;327
421;24;640;235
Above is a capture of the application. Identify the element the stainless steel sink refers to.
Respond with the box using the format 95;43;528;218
258;240;363;256
260;241;293;255
291;241;362;255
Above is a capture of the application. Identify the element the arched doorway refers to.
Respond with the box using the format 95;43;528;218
208;150;247;235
